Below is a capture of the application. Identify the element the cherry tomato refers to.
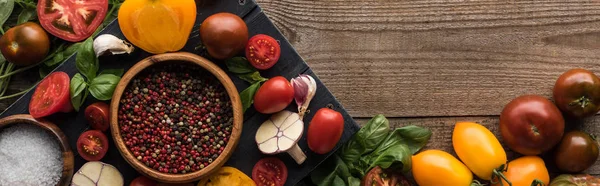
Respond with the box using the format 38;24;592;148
29;71;73;118
200;12;248;60
411;150;474;186
491;156;549;186
85;102;110;132
499;95;565;155
0;22;50;66
361;166;410;186
246;34;281;70
253;76;294;114
252;157;288;186
553;68;600;118
307;108;344;154
554;130;599;173
130;176;157;186
452;122;507;181
76;130;109;161
37;0;108;42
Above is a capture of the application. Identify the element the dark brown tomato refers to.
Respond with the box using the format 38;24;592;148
200;12;248;60
499;95;565;155
246;34;281;70
554;130;599;173
76;130;109;161
0;22;50;66
553;68;600;118
252;157;288;186
361;166;411;186
85;102;110;132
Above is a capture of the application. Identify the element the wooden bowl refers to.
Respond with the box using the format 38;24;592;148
109;52;243;183
0;114;74;186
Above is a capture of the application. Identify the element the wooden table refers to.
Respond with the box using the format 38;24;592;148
2;0;600;178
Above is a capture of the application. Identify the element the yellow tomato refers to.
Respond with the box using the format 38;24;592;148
453;122;507;181
492;156;549;186
412;149;474;186
118;0;197;54
197;166;255;186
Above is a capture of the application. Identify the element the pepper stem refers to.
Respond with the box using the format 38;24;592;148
287;144;307;164
530;179;545;186
569;96;591;109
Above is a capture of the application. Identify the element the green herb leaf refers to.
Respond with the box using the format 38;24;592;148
347;177;361;186
70;73;88;111
16;6;36;24
240;82;261;113
89;74;120;101
47;42;82;66
0;53;6;65
332;176;345;186
367;144;411;173
340;114;390;163
311;154;354;186
226;57;256;74
239;71;268;84
0;0;14;29
76;37;99;80
99;69;124;77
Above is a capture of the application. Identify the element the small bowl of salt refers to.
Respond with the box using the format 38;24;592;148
0;114;74;186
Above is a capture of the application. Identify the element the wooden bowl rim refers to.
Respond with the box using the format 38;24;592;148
109;52;244;183
0;114;75;186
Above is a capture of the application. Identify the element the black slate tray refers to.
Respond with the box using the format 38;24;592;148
0;0;361;185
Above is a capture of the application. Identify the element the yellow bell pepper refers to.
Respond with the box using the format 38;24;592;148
197;167;255;186
118;0;197;54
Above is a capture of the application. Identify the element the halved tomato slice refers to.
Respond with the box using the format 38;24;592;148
76;130;109;161
252;157;288;186
29;71;73;118
37;0;108;42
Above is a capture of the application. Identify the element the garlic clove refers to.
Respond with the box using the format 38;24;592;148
291;74;317;119
93;34;135;57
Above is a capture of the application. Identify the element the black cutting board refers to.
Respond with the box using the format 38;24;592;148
0;0;361;185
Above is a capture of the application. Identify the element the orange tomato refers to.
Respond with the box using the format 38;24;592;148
412;149;474;186
492;156;549;186
453;122;507;181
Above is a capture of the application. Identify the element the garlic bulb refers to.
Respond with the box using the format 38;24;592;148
290;74;317;119
93;34;135;57
71;161;124;186
256;110;306;164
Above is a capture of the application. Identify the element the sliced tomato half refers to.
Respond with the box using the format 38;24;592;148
29;71;73;118
37;0;108;42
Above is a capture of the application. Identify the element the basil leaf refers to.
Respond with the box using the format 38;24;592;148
347;177;361;186
340;114;390;163
311;154;355;186
226;57;256;74
239;82;260;113
17;7;36;24
367;144;411;173
47;42;82;66
239;71;268;84
0;0;14;28
332;176;345;186
76;37;99;80
65;42;83;56
89;74;120;100
70;73;88;111
100;69;124;77
395;125;432;154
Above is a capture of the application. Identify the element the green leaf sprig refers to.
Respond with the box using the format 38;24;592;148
225;57;269;113
70;37;123;111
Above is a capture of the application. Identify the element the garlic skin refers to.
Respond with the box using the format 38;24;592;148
93;34;134;57
291;74;317;119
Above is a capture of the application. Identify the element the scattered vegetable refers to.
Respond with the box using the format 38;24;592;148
246;34;281;70
85;102;110;132
491;156;549;186
198;166;255;186
93;34;134;57
71;161;124;186
253;76;294;114
291;74;317;118
554;130;599;173
225;57;269;112
550;174;600;186
252;158;288;186
76;130;109;161
499;95;565;155
0;22;49;66
29;71;73;118
256;110;306;164
130;176;158;186
452;122;509;183
37;0;108;42
118;0;196;54
200;12;249;60
361;166;410;186
553;68;600;118
411;149;475;186
307;108;344;154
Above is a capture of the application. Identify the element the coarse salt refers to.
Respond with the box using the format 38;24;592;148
0;124;63;186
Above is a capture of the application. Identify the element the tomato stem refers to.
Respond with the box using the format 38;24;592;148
569;96;591;109
530;179;545;186
491;164;512;186
470;180;485;186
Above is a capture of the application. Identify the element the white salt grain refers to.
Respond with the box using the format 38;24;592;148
0;124;63;186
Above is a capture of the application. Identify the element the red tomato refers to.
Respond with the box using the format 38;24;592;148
37;0;108;42
252;157;288;186
76;130;109;161
307;108;344;154
246;34;281;70
130;176;157;186
85;102;110;132
29;71;73;118
253;76;294;114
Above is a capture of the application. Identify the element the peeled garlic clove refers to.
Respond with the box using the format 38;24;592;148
291;74;317;119
93;34;135;57
71;161;124;186
256;110;306;164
